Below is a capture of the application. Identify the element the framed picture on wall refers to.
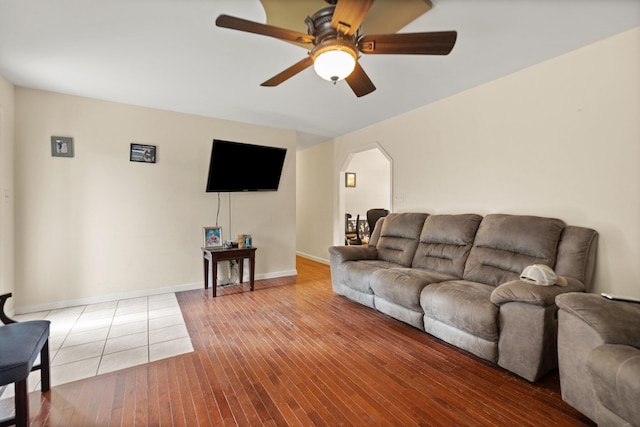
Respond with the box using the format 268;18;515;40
130;143;157;163
345;172;356;188
51;136;74;158
203;227;223;248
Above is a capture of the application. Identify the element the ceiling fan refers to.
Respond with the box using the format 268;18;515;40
215;0;457;97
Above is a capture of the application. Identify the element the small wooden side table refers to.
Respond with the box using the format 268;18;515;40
201;246;257;297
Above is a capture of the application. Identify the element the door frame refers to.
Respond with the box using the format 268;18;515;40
337;143;393;246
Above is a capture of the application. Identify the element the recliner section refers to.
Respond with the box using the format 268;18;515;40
556;292;640;425
371;213;481;330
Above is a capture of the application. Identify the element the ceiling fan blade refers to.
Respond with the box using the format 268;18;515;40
345;62;376;97
331;0;375;36
358;31;457;55
261;56;314;87
216;14;314;44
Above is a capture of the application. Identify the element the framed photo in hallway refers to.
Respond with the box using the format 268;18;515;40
345;172;356;188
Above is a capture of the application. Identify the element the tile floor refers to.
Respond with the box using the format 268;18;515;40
0;293;193;399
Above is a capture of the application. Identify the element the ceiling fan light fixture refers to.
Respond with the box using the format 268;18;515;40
312;46;357;82
216;0;456;97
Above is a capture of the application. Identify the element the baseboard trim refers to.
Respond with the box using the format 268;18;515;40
296;251;330;265
14;269;299;314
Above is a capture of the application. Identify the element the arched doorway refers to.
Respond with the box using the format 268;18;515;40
339;145;392;244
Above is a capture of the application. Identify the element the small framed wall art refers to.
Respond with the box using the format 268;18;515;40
203;226;223;248
51;136;74;158
130;143;157;163
345;172;356;188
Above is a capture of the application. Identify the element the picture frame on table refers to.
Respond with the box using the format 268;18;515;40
203;227;223;248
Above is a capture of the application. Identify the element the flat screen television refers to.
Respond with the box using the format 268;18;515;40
206;139;287;192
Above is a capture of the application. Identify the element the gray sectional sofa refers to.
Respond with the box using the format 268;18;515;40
329;212;598;382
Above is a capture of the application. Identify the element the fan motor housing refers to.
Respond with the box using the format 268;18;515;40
305;6;358;46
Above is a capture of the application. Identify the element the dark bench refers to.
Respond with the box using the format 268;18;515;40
0;293;50;427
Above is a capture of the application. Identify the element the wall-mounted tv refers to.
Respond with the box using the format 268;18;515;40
206;139;287;192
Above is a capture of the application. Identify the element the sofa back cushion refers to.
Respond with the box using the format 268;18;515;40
368;216;384;247
412;214;483;277
463;214;565;286
555;226;598;291
376;213;428;267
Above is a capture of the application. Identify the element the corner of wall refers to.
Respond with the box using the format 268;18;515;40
0;74;16;303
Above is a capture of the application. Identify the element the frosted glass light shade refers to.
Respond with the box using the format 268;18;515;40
313;49;356;82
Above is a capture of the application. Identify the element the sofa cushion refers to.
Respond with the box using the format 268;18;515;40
371;268;457;312
368;216;384;247
420;280;499;342
337;260;406;294
375;213;428;267
554;226;598;289
587;344;640;424
463;214;565;286
412;214;482;276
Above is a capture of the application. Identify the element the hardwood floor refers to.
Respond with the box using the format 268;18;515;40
1;256;594;426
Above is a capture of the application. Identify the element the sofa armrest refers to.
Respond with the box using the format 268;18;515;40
556;292;640;348
556;292;640;422
328;245;378;264
491;277;584;307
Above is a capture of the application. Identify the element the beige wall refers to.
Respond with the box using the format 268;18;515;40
300;27;639;297
296;141;334;263
0;76;15;310
14;88;297;311
6;26;640;311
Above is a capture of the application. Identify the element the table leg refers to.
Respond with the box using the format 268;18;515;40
212;261;218;297
238;259;244;284
41;341;50;391
203;256;209;289
249;254;255;291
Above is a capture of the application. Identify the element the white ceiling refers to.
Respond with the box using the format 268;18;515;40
1;0;638;149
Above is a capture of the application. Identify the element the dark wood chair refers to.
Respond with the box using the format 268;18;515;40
366;208;390;237
345;214;362;245
0;293;51;427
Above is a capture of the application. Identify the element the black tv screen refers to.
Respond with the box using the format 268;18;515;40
206;139;287;192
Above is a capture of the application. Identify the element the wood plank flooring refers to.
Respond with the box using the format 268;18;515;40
1;256;594;426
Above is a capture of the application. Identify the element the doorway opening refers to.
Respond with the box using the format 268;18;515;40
339;145;392;245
